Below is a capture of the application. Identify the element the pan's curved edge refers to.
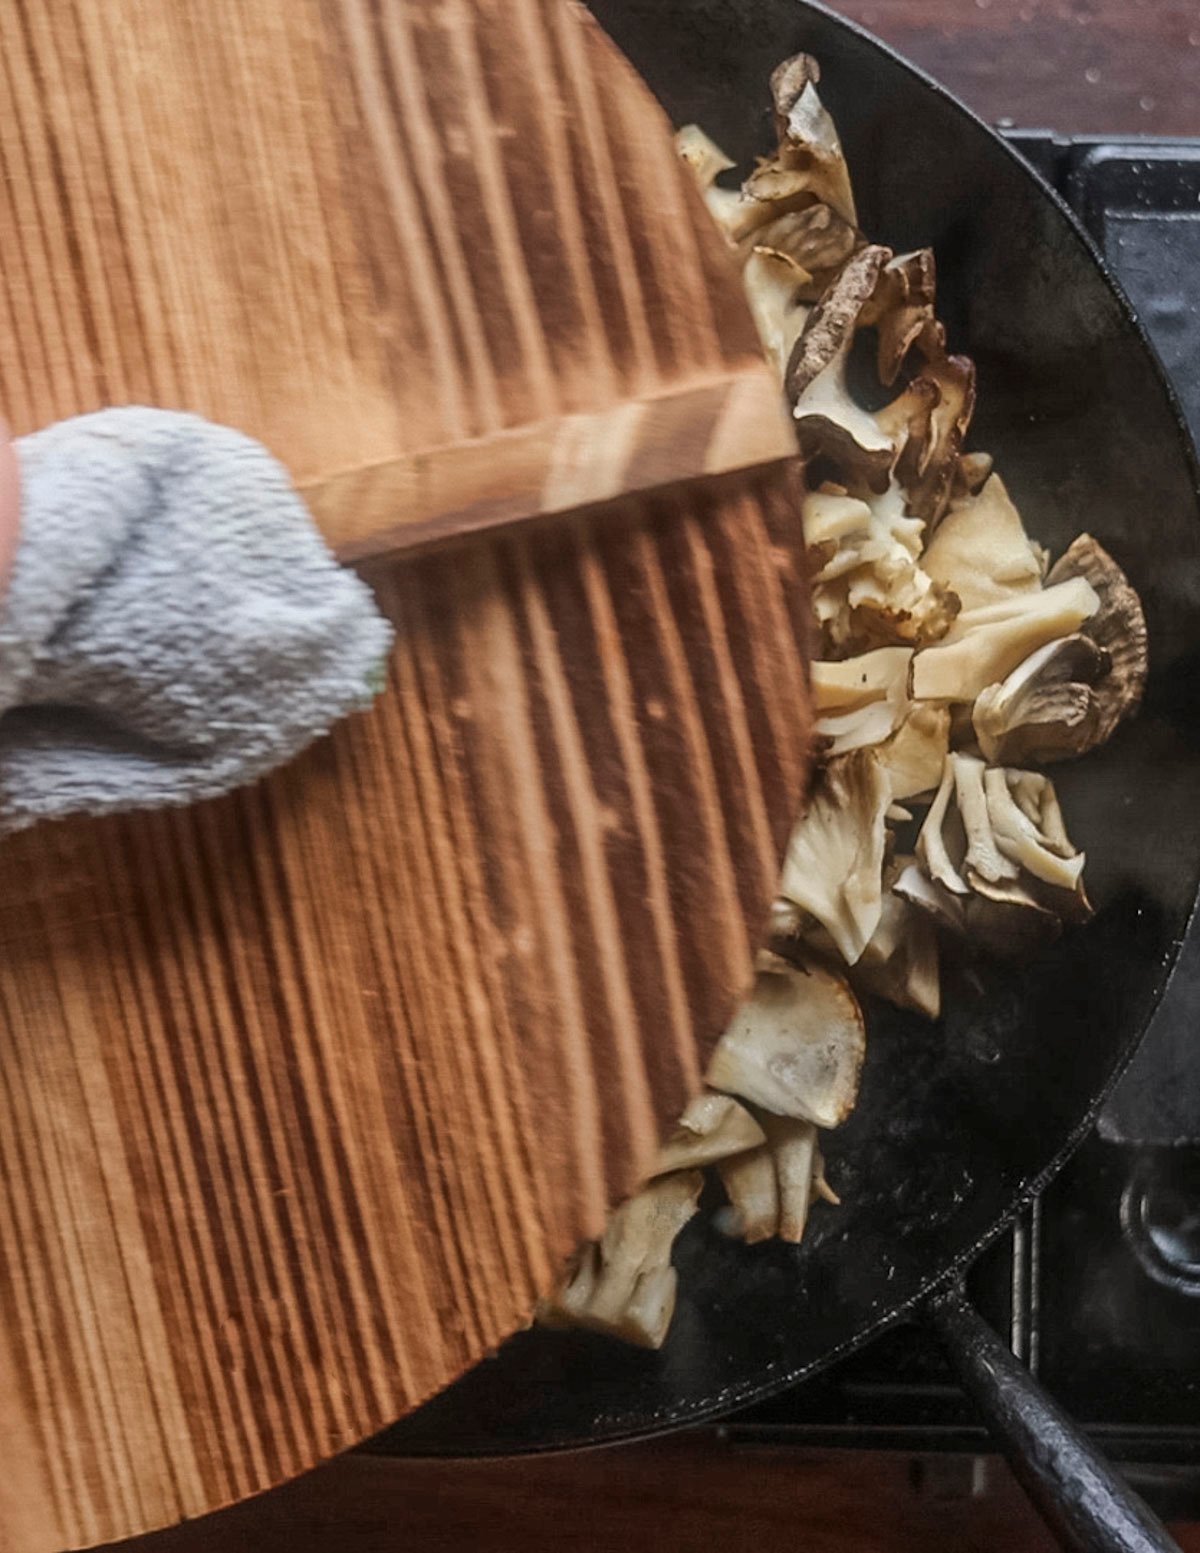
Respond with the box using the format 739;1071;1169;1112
376;0;1200;1458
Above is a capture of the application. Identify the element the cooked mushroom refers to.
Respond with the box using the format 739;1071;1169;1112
786;246;895;478
906;756;1090;955
777;749;891;962
915;755;970;895
742;246;812;377
715;1144;780;1244
1047;534;1148;746
895;354;977;528
860;248;944;384
673;124;768;243
807;480;957;655
878;704;951;800
653;1093;766;1175
767;53;857;226
983;766;1085;890
850;883;941;1019
921;474;1045;611
952;450;996;500
802;486;872;551
750;205;859;294
812;646;913;753
972;634;1111;764
717;1113;834;1244
910;575;1101;703
706;952;866;1126
535;1171;703;1349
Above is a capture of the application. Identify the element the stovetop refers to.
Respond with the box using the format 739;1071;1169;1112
727;132;1200;1517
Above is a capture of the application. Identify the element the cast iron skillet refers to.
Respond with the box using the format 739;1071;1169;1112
382;4;1200;1546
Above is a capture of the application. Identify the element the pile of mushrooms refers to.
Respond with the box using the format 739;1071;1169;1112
538;53;1147;1349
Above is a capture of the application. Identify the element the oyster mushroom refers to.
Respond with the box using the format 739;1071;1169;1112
878;703;951;800
742;246;812;377
535;1171;703;1350
812;646;913;754
952;753;1020;886
786;245;895;479
1047;534;1148;746
972;634;1111;765
717;1113;836;1244
921;474;1045;611
850;883;941;1019
673;124;767;243
861;248;944;385
706;952;866;1127
777;749;891;962
984;766;1085;890
767;53;857;225
896;354;977;529
802;485;872;557
750;205;859;294
653;1093;766;1175
952;450;996;500
910;575;1101;703
906;757;1090;955
915;755;970;895
810;490;958;656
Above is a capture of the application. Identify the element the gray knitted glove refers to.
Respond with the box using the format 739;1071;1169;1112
0;407;392;834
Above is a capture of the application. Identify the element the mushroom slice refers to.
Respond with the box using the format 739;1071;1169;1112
742;246;812;377
802;486;872;550
861;248;944;385
897;355;977;528
673;125;766;243
915;756;970;895
717;1115;832;1245
706;953;866;1127
777;749;891;963
535;1171;703;1350
811;647;913;713
767;53;857;225
983;767;1085;890
953;753;1020;885
761;1114;824;1242
851;884;941;1019
715;1145;780;1244
879;704;951;800
1047;534;1148;746
952;450;995;500
812;647;912;753
750;205;859;293
653;1093;766;1175
910;575;1100;703
786;246;895;479
921;475;1045;611
972;634;1110;765
894;859;967;936
808;480;956;656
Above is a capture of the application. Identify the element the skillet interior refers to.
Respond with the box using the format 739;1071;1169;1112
379;0;1200;1455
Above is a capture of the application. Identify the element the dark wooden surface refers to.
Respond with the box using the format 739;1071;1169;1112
836;0;1200;135
109;1440;1200;1553
85;3;1200;1550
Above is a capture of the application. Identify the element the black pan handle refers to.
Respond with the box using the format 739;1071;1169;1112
928;1286;1177;1553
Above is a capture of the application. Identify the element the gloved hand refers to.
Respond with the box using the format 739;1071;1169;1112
0;407;392;835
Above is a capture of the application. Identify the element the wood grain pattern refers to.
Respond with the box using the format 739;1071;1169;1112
0;0;793;558
0;3;814;1548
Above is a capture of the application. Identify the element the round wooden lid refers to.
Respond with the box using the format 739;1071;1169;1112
0;1;812;1545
